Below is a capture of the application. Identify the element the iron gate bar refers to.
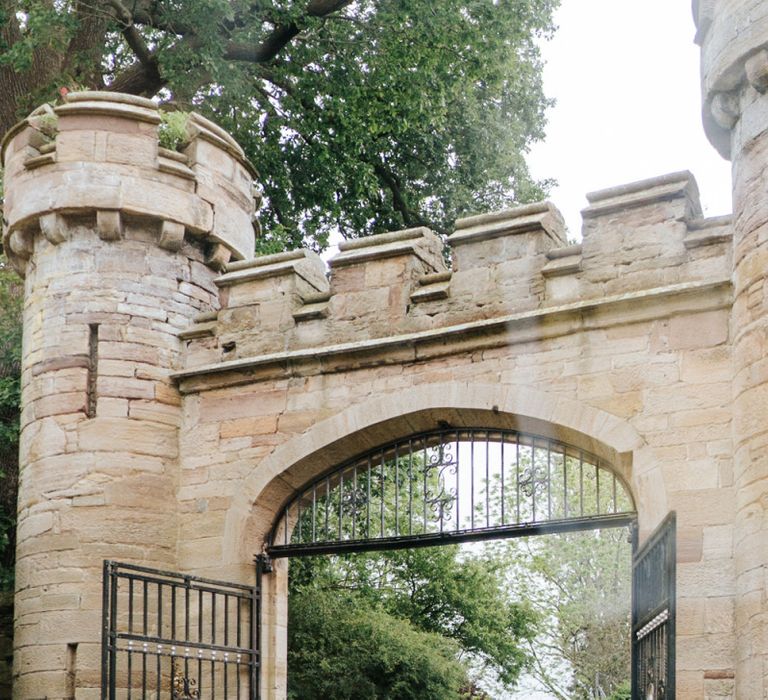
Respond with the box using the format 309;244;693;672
267;428;636;557
102;560;260;700
268;512;636;558
631;511;676;700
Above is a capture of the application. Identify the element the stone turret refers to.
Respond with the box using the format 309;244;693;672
696;1;768;696
1;92;256;698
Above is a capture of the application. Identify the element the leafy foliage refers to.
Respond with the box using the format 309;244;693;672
158;110;190;150
1;0;558;249
288;588;467;699
289;545;537;696
608;680;632;700
498;528;632;699
0;259;21;591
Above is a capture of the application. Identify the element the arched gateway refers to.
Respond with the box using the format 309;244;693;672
4;2;767;698
259;426;671;700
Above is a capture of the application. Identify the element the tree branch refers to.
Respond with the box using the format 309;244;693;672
132;6;197;37
108;59;164;95
226;0;355;63
373;162;444;234
106;0;354;96
104;0;154;66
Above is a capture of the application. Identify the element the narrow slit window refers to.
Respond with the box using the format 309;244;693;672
86;324;99;418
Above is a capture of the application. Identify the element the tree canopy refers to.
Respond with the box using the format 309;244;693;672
287;528;633;698
501;529;632;699
288;545;537;697
1;0;557;249
0;262;20;590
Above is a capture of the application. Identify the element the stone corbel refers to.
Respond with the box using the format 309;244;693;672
710;92;740;130
96;210;123;241
206;242;232;271
8;229;34;259
159;220;185;251
745;50;768;93
39;212;69;245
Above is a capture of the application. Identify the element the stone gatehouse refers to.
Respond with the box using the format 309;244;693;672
3;1;768;698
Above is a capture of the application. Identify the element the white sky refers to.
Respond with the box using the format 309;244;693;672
528;0;733;240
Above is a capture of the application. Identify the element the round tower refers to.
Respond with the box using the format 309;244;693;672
696;1;768;696
1;92;255;698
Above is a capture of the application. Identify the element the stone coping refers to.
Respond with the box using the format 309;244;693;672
449;201;565;246
337;227;430;251
329;227;445;270
215;249;327;291
583;171;701;219
1;91;256;177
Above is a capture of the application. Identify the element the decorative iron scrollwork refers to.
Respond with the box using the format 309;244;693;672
171;660;200;700
269;428;636;556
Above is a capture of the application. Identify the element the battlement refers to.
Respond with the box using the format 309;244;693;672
177;170;733;385
1;92;258;275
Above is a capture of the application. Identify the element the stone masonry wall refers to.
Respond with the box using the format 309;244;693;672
172;171;737;698
696;1;768;695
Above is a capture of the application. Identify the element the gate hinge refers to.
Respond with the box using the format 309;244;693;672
255;553;273;574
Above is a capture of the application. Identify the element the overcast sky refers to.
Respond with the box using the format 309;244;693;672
528;0;733;239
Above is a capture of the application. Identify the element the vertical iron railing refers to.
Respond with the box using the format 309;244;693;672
102;561;259;699
632;512;676;699
268;428;636;557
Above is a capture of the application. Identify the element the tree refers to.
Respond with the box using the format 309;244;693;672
0;260;21;591
288;587;468;700
499;528;633;699
288;546;537;697
1;0;557;249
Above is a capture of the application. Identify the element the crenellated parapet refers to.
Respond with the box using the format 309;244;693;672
1;91;258;275
177;170;733;384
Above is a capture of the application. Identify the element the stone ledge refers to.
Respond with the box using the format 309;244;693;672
684;215;733;249
330;227;444;270
542;243;583;277
450;201;565;246
179;321;218;341
216;249;327;292
583;171;702;220
410;271;452;303
293;302;330;322
158;156;195;180
173;278;732;392
542;254;582;278
55;98;161;125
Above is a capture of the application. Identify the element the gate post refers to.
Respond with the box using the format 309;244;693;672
256;556;288;700
696;2;768;697
2;93;256;698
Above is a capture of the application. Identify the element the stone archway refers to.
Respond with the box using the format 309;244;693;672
234;383;652;698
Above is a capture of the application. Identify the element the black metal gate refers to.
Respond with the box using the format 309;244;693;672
632;512;676;700
101;561;260;699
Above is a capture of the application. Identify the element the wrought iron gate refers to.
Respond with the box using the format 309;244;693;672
632;512;676;700
101;561;260;699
